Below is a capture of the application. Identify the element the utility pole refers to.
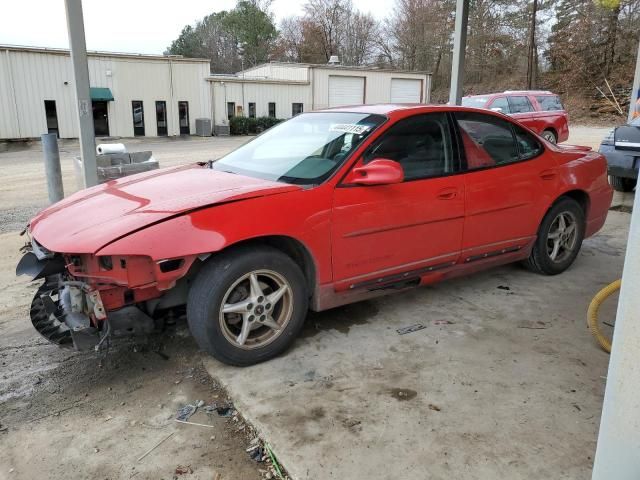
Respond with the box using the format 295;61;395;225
526;0;538;90
64;0;98;187
449;0;469;105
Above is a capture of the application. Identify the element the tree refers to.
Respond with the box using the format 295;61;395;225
167;1;277;73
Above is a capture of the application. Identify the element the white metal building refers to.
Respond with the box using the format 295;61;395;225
208;62;432;132
0;47;431;140
0;45;211;139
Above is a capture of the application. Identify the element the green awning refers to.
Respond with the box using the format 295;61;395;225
90;87;114;101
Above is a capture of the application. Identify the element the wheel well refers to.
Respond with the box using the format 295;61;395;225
217;236;317;298
543;127;557;137
559;190;590;217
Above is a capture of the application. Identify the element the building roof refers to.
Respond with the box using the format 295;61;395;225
239;61;431;76
206;75;309;85
0;44;210;63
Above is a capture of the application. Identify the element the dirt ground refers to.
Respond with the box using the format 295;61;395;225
0;126;621;479
0;136;264;480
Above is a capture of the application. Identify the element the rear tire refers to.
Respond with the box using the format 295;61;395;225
541;129;557;144
609;175;636;192
524;197;585;275
187;246;308;366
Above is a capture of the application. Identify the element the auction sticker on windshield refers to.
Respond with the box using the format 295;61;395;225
330;124;372;135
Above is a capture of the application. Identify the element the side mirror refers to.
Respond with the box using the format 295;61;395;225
350;159;404;186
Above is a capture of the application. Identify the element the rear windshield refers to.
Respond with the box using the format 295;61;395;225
462;97;489;108
535;95;564;111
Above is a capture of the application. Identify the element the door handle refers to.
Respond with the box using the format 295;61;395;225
437;188;458;200
539;169;557;181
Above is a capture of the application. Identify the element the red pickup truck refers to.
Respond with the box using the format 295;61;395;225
462;90;569;144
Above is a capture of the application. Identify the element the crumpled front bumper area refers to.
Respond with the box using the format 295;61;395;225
26;272;156;351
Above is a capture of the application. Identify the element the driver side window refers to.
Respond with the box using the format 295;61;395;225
363;113;454;181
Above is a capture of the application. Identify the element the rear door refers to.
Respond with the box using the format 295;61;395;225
454;111;560;260
506;95;535;127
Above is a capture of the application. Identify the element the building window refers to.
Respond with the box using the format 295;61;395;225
292;103;303;116
268;102;276;118
155;101;167;136
227;102;236;120
248;102;256;119
178;101;189;135
131;100;145;136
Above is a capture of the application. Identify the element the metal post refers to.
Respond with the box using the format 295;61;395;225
627;36;640;123
41;133;64;204
592;185;640;478
449;0;469;105
64;0;98;187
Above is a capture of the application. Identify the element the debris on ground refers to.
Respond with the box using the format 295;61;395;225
396;323;427;335
247;444;265;462
497;285;511;291
137;432;175;462
175;465;193;475
203;402;235;417
433;320;455;326
428;403;442;412
175;404;197;421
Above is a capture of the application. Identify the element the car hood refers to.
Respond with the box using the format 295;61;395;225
29;164;301;254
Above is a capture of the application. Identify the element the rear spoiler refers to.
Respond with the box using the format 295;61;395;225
556;144;592;152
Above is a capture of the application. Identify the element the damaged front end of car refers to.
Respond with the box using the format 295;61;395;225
17;232;196;352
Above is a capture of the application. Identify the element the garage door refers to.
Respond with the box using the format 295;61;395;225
390;78;422;103
329;76;365;107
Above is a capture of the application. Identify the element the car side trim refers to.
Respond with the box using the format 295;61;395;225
349;261;457;290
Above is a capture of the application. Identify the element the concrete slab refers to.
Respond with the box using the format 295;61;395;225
205;212;630;480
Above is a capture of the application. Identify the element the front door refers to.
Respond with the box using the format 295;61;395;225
178;101;190;135
156;101;168;136
92;101;109;136
454;111;559;259
331;113;465;291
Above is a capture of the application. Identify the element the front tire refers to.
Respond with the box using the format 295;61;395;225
524;197;585;275
609;175;636;192
187;246;308;366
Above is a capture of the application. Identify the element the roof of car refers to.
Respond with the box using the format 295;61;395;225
316;104;454;115
463;90;554;99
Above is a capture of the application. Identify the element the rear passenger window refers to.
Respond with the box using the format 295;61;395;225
507;96;534;113
364;113;454;181
536;95;563;111
455;112;519;169
513;124;543;160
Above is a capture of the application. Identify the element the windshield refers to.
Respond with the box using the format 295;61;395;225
212;112;386;185
461;97;489;108
631;116;640;126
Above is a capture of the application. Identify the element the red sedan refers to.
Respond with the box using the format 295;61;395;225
17;105;612;366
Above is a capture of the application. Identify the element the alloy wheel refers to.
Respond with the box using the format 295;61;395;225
547;211;578;263
218;269;293;350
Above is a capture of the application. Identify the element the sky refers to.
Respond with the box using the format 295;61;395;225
0;0;393;55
